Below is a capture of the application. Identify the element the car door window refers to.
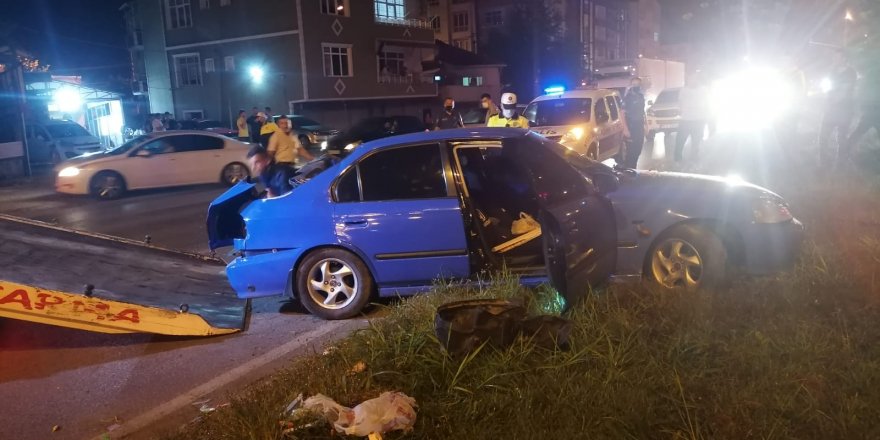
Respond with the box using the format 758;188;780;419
335;167;361;202
140;138;176;155
172;134;224;152
606;96;620;121
357;144;446;202
595;100;609;125
504;136;591;205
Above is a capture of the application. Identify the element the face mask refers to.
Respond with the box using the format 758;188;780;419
502;108;516;119
481;101;490;109
444;106;453;112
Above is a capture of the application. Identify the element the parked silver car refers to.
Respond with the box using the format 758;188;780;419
26;120;103;164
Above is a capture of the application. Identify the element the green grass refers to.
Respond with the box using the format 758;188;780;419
167;169;880;440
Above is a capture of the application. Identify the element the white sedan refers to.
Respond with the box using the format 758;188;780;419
55;131;251;200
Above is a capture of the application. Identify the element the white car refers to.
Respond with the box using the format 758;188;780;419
646;87;681;140
524;88;626;161
26;120;104;164
55;131;251;200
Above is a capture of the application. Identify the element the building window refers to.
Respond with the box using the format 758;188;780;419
204;58;215;72
321;0;348;16
462;76;483;87
322;44;352;77
484;10;503;26
453;39;471;51
431;16;441;32
173;53;202;87
374;0;405;20
224;56;235;71
378;47;406;79
452;11;469;32
166;0;193;29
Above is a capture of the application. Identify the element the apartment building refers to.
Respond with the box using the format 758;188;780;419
123;0;441;128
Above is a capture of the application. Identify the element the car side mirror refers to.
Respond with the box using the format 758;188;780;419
136;149;152;158
592;171;619;194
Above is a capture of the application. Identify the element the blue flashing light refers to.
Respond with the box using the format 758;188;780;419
544;85;565;95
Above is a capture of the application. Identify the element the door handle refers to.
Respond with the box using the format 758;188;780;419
343;219;368;228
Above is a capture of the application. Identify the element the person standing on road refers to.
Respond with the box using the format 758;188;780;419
246;146;296;198
151;114;165;132
842;68;879;163
818;49;857;167
481;93;500;123
674;75;709;162
267;115;314;167
246;107;261;143
258;112;279;148
434;98;464;130
622;77;647;168
487;93;530;128
236;110;249;141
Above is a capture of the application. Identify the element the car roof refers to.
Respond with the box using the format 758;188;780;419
530;88;619;103
146;130;228;137
353;127;530;154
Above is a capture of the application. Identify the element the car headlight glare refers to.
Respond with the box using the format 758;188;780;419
344;141;361;151
58;167;81;177
561;127;586;143
320;141;328;150
753;197;793;224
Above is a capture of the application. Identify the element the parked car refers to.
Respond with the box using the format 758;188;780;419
273;115;338;148
55;131;250;200
323;115;426;155
646;87;681;140
207;128;803;320
26;120;103;164
524;88;626;161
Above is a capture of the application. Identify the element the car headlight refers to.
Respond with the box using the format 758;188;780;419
752;197;793;223
58;167;81;177
561;127;586;143
320;141;328;151
344;141;361;151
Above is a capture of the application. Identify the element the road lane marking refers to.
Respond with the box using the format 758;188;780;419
96;321;354;439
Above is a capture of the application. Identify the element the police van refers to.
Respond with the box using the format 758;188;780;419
523;88;626;162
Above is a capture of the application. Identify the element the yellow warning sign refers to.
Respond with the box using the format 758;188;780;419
0;280;239;336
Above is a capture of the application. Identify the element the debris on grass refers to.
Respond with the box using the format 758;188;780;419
298;392;417;437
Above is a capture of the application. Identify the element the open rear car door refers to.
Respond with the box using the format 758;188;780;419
505;134;618;306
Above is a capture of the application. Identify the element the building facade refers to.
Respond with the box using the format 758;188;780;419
425;0;479;52
124;0;442;128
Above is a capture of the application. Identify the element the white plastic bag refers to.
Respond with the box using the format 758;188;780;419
303;391;418;437
511;212;540;235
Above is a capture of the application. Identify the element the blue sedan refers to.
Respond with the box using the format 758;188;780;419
207;128;803;320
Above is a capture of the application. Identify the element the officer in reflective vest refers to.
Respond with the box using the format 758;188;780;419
487;92;530;128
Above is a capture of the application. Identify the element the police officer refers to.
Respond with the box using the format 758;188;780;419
622;77;647;168
487;93;529;128
434;98;464;130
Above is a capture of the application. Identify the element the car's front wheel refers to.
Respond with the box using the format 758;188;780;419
296;248;374;320
221;162;249;186
90;171;126;200
647;224;727;290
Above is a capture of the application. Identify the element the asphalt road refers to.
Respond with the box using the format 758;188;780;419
0;176;367;440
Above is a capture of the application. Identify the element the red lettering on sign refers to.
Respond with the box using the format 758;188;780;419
0;289;32;310
111;309;140;323
34;293;65;310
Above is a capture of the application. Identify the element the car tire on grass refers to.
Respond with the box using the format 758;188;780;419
646;224;727;290
296;248;374;320
90;171;126;201
221;162;249;186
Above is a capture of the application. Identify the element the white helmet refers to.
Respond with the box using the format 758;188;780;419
500;93;518;118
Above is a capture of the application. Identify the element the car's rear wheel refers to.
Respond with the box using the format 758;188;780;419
221;162;249;186
296;248;373;320
90;171;126;200
647;224;727;290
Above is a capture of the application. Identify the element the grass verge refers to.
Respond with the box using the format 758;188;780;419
167;172;880;440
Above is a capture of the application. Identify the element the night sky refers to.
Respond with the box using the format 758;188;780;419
0;0;129;86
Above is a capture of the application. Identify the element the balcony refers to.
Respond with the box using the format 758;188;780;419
374;16;432;29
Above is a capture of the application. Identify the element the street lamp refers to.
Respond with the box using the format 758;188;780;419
845;10;854;21
249;66;265;84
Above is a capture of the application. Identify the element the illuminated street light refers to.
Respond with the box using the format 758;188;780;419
845;10;854;21
336;4;344;11
249;66;265;84
52;87;82;113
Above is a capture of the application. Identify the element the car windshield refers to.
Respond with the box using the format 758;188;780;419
654;89;680;105
105;134;151;155
292;117;321;127
524;98;592;127
45;123;93;138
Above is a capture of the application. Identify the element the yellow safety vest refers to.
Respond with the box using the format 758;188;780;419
487;115;530;129
260;122;279;136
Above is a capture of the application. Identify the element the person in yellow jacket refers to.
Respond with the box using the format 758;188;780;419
487;92;529;128
258;112;279;148
236;110;249;141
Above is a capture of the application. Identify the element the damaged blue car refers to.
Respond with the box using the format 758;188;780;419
207;128;803;320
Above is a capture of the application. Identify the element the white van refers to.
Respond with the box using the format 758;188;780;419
523;89;626;161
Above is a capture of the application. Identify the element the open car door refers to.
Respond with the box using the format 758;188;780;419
505;134;618;306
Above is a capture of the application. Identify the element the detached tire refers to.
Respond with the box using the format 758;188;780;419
296;248;373;320
646;224;727;290
90;171;126;200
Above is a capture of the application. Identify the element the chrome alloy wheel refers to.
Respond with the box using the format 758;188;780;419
306;258;359;309
651;238;704;288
